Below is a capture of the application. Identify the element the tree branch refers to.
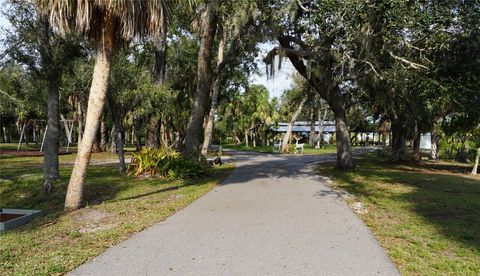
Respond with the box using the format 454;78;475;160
389;51;428;70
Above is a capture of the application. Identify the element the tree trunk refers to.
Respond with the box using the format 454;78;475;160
77;100;84;146
109;124;117;153
64;14;115;211
92;130;102;153
317;108;327;148
160;122;168;148
38;14;60;193
431;131;440;161
471;148;479;175
201;26;226;156
456;138;470;163
153;11;167;86
332;100;355;170
183;1;217;158
146;11;167;150
244;130;249;147
282;96;307;153
391;121;406;162
134;116;142;151
146;116;160;148
100;116;107;151
412;130;421;161
0;124;4;143
107;92;126;173
60;114;71;145
309;106;315;146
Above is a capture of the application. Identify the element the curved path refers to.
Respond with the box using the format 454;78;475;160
71;150;398;276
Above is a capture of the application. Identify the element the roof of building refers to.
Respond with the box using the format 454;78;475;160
272;121;336;133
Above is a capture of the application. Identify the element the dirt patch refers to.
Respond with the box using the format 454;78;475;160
73;208;118;234
73;208;110;222
0;149;73;157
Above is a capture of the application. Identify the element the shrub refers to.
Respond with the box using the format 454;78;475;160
127;147;207;178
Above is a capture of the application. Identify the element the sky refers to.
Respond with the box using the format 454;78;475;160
0;1;293;99
249;43;294;99
0;0;7;29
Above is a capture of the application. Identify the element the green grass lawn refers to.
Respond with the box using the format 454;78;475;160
0;142;41;151
317;154;480;275
223;143;338;155
0;152;234;275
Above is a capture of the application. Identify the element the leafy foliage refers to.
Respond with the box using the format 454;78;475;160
128;147;207;179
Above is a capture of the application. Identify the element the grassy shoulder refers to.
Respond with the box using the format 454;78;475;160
223;143;338;155
0;155;234;275
317;154;480;275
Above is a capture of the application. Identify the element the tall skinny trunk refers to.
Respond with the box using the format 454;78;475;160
60;114;71;145
64;14;114;211
100;116;107;151
201;26;226;156
471;148;479;175
153;11;167;85
133;116;142;151
431;131;440;161
107;92;126;173
147;10;167;149
38;14;60;193
282;96;307;153
77;100;84;145
184;1;217;158
309;106;315;146
317;108;327;148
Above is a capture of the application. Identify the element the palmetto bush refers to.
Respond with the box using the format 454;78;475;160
128;147;207;178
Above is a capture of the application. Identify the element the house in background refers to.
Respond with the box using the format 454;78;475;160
271;121;336;144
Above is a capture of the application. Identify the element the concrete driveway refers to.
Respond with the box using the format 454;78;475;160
71;149;398;276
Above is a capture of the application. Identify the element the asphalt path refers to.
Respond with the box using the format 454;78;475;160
71;149;398;276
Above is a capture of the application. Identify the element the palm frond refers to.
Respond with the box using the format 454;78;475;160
37;0;192;41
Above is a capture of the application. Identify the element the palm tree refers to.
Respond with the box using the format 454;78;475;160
39;0;172;211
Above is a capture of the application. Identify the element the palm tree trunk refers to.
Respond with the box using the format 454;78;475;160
38;14;60;193
184;1;217;158
146;10;167;149
282;96;307;153
153;11;167;85
201;26;226;156
43;74;61;193
471;148;479;175
64;15;115;211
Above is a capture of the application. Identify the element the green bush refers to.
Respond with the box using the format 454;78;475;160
127;147;207;178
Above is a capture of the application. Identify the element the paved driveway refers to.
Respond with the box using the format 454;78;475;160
71;150;398;276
